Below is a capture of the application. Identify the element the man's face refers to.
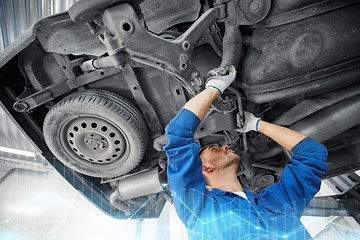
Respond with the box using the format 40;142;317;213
200;144;241;170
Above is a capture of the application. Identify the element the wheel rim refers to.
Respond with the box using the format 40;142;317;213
61;115;127;165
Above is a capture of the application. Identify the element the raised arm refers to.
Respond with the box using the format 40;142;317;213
257;120;307;151
183;88;220;121
183;65;236;120
238;112;328;214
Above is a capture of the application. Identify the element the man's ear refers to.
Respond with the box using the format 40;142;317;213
202;165;214;173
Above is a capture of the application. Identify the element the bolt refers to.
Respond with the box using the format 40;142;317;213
190;71;200;79
180;53;189;62
191;77;203;87
250;1;260;13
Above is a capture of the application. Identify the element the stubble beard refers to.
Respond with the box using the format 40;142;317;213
222;153;242;169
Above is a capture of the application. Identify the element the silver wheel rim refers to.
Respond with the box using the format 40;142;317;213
61;115;127;165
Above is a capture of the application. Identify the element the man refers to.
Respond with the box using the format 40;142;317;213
163;66;328;240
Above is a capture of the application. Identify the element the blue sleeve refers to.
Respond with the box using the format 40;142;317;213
163;108;206;227
262;137;328;215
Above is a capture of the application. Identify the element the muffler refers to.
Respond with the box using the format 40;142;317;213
116;167;165;201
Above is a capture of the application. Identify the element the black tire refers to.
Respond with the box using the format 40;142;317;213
43;89;147;178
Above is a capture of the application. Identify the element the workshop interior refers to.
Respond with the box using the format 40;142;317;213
1;0;360;239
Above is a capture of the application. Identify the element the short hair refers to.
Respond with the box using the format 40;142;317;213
198;144;220;156
198;146;208;155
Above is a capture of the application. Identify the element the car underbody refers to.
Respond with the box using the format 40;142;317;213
0;0;360;219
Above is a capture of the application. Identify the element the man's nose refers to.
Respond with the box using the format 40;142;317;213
221;145;229;151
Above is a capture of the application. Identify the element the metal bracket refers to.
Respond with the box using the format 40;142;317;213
325;172;360;195
68;0;145;23
121;64;163;138
194;110;236;139
211;96;236;112
101;3;224;95
219;0;271;25
13;68;122;112
167;73;187;109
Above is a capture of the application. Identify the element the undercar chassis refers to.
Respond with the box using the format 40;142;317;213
0;0;360;219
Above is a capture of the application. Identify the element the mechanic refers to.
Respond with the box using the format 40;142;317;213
163;66;328;240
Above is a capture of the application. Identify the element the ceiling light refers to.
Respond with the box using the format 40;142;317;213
0;146;36;157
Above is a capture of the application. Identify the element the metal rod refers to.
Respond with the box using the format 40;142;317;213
227;86;248;153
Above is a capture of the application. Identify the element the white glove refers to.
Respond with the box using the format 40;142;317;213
236;111;261;133
205;65;236;95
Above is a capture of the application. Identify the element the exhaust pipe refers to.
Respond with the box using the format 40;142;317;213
274;84;360;126
290;94;360;143
252;93;360;163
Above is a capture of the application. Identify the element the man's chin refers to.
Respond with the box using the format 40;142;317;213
223;155;242;168
230;152;242;162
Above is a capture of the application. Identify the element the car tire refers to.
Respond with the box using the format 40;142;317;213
43;89;147;178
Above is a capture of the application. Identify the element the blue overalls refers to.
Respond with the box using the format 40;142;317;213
164;109;328;240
